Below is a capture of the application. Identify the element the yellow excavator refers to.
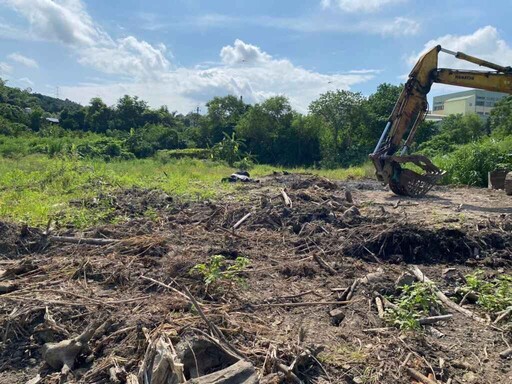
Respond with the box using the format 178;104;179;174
370;45;512;197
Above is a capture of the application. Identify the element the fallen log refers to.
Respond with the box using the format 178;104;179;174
410;266;486;324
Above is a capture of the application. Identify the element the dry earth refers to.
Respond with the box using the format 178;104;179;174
0;173;511;383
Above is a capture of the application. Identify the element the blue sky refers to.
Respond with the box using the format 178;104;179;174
0;0;511;113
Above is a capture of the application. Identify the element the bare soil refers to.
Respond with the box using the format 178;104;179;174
1;173;511;383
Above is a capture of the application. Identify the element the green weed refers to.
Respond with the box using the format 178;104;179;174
190;255;250;291
385;282;443;330
461;271;512;313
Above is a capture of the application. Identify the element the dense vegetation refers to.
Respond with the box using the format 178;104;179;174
1;77;512;186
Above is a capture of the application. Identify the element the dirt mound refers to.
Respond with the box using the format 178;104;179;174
0;221;46;258
343;225;512;264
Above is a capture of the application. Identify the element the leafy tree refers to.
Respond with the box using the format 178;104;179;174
29;107;44;131
490;95;512;137
205;95;248;144
309;90;367;166
112;95;148;131
85;98;111;133
236;96;293;163
420;114;485;155
364;83;403;147
125;124;183;158
211;132;245;166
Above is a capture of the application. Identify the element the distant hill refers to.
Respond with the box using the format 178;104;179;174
0;78;81;114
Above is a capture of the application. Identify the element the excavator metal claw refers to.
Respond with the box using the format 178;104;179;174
389;161;444;197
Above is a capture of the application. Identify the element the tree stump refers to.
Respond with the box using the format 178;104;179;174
505;172;512;196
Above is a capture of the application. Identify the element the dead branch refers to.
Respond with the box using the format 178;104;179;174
500;347;512;359
313;254;337;275
406;367;439;384
418;314;453;325
494;307;512;324
363;327;394;334
410;266;487;324
233;212;252;230
375;297;385;319
140;275;191;302
374;291;398;310
280;188;293;208
49;235;119;245
250;300;355;308
340;278;359;301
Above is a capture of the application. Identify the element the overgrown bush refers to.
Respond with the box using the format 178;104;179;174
434;136;512;186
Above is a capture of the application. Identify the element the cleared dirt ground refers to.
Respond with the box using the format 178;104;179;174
1;173;511;383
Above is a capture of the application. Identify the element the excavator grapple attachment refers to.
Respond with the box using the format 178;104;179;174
388;155;444;197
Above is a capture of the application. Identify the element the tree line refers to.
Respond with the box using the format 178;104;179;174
1;77;511;169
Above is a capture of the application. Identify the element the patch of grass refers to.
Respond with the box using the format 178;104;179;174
0;155;236;227
385;282;443;331
0;155;371;227
461;271;512;313
250;162;374;180
317;345;367;368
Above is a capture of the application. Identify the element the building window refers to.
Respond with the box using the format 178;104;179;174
475;101;485;106
433;105;444;111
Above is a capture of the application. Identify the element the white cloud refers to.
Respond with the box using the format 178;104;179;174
7;52;39;68
18;77;34;86
408;26;512;69
4;0;105;46
79;36;170;79
220;39;272;65
0;62;12;77
379;17;419;36
321;0;406;13
2;0;170;79
61;40;374;113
